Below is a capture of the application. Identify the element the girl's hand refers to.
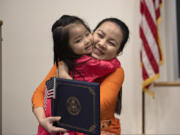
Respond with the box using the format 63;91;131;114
56;61;72;80
39;116;67;135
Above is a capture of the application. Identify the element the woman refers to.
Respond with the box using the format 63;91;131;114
32;16;129;135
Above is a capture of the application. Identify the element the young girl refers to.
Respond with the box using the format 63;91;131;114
32;15;129;135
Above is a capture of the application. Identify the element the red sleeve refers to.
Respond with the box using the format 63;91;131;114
75;55;121;82
86;57;120;73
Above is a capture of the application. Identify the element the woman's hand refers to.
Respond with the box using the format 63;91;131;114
39;116;67;135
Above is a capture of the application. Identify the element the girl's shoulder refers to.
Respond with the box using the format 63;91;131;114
75;55;92;64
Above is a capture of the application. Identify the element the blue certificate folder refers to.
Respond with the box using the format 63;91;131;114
51;78;100;135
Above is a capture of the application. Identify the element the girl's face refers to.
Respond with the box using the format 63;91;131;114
69;23;93;55
92;21;123;60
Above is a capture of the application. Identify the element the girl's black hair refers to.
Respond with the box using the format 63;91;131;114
52;15;91;70
94;18;129;115
93;18;129;54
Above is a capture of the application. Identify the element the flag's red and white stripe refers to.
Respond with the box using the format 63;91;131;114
47;89;55;98
44;87;55;110
43;78;56;110
140;0;163;96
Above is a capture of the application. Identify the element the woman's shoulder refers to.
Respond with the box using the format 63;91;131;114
114;67;124;75
103;66;124;83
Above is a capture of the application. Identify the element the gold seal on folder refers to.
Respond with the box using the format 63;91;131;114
66;96;81;116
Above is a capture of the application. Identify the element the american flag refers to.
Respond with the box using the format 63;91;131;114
44;77;56;110
140;0;164;97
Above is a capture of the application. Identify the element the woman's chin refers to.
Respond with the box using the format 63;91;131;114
91;53;104;60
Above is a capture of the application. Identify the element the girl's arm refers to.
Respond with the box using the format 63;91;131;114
57;61;72;80
77;56;121;81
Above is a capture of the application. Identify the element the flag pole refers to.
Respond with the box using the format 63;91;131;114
142;91;145;135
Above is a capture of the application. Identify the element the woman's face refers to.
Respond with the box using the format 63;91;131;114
69;23;93;55
92;21;123;60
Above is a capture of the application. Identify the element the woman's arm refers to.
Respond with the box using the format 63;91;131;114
32;65;67;134
100;67;124;115
32;65;57;108
33;107;66;134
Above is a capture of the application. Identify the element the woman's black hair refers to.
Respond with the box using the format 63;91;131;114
93;18;129;54
115;87;122;115
52;15;91;70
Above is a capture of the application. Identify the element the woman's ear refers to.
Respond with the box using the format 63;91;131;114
117;51;123;56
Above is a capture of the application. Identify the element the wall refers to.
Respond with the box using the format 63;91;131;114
0;0;179;135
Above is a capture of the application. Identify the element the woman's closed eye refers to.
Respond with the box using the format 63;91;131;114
97;32;104;38
108;40;116;46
